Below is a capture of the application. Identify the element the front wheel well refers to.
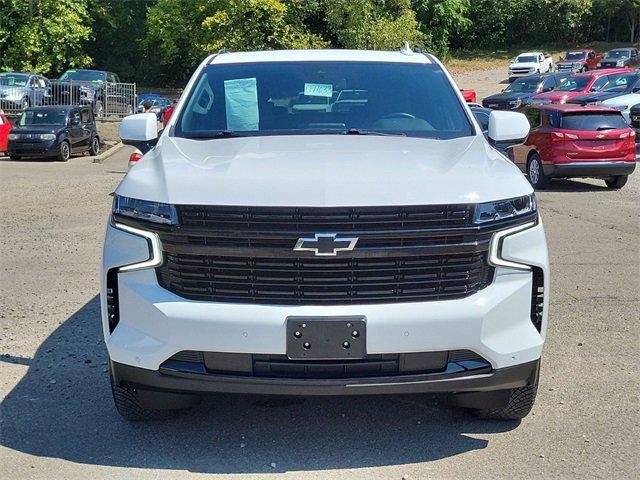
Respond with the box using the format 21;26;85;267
526;150;540;163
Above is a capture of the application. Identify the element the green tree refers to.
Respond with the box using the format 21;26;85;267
146;0;326;83
323;0;424;50
0;0;92;75
412;0;470;55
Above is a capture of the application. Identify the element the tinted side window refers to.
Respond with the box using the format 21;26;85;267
590;77;608;91
80;109;90;123
70;110;81;124
472;111;489;132
542;77;556;89
560;113;629;131
524;107;542;128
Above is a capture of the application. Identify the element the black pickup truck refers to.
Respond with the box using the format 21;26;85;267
49;69;132;116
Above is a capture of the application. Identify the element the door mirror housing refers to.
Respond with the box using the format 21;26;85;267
118;113;158;152
487;111;530;147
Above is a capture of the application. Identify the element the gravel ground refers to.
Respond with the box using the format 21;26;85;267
1;68;639;479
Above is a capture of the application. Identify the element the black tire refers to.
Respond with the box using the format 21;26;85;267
57;141;71;162
604;175;628;189
110;381;171;421
9;155;21;161
473;383;539;420
88;136;100;156
527;152;550;189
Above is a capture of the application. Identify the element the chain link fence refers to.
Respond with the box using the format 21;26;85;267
0;80;136;119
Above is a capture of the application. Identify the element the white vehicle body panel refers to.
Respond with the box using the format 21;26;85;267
509;52;553;78
602;93;640;123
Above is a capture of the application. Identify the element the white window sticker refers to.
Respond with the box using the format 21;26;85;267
304;83;333;98
224;78;259;131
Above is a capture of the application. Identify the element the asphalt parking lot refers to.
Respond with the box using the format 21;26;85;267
1;78;639;479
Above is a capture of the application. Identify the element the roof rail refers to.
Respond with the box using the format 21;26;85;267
218;48;230;54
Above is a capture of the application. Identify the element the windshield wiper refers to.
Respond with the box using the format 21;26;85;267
596;126;616;131
345;128;406;137
185;130;246;139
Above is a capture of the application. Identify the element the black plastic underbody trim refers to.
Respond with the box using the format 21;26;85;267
543;161;636;178
111;359;540;396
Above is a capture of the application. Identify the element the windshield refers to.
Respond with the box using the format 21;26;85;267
564;52;586;61
601;73;639;92
604;50;630;59
59;70;106;83
560;113;629;131
504;77;541;93
556;76;592;92
19;109;68;126
138;98;167;108
516;56;537;63
0;73;28;87
175;61;473;140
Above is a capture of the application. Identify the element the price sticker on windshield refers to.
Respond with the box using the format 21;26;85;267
304;83;333;98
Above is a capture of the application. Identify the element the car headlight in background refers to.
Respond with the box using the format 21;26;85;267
8;133;19;140
509;98;523;108
474;194;537;224
113;195;178;225
39;133;56;140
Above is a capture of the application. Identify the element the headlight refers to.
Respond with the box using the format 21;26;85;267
509;98;522;108
8;133;19;140
113;195;178;225
474;194;537;224
39;133;56;140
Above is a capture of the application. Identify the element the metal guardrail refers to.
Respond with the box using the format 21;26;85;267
0;80;136;119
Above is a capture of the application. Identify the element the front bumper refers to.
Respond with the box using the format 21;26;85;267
111;358;540;396
544;161;636;178
7;139;58;157
101;218;550;390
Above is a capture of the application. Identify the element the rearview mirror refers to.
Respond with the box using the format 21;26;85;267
118;113;158;153
488;111;530;147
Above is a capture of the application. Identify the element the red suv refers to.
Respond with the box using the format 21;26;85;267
511;104;636;189
530;68;634;104
0;110;12;155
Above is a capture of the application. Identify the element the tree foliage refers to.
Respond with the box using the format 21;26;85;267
0;0;638;85
0;0;92;75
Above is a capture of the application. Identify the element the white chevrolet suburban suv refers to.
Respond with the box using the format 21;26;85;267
103;48;549;421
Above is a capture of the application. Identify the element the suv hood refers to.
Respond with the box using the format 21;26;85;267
510;62;538;69
117;135;532;206
532;91;574;103
568;90;627;105
483;91;536;104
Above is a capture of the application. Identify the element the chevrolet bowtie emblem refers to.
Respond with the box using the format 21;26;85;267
293;233;358;256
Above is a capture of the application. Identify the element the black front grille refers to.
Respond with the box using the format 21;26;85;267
531;267;544;332
113;203;524;305
157;251;493;304
106;269;120;333
162;349;490;379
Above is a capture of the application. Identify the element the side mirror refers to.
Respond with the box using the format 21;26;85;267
488;111;530;147
118;113;158;153
543;86;553;92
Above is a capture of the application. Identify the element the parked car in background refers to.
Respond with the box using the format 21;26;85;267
630;103;640;135
483;72;571;110
51;69;125;117
530;68;634;105
597;48;639;69
557;50;602;73
7;105;100;161
600;86;640;124
136;93;170;119
508;52;554;81
510;104;636;189
460;89;476;103
0;72;51;111
568;72;640;108
0;110;12;155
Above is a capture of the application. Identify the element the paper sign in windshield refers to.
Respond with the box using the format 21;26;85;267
304;83;333;98
224;77;259;131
